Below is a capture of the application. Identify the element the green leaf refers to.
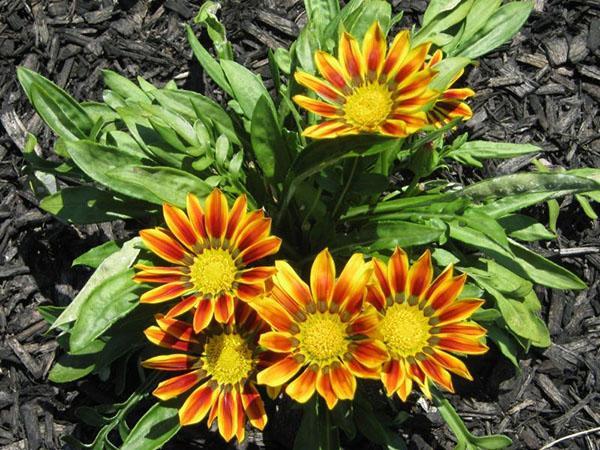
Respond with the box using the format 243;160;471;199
152;89;239;145
458;1;534;59
63;140;162;204
51;238;141;330
107;165;213;209
344;0;391;41
221;59;270;119
49;339;106;383
120;403;180;450
102;70;151;104
414;0;475;46
498;214;555;241
459;0;502;45
428;56;472;92
193;1;233;60
73;241;121;268
186;25;233;96
447;140;541;163
17;67;93;138
486;324;521;369
293;399;320;450
40;186;151;224
422;0;463;27
305;0;340;35
510;240;586;290
335;220;444;253
251;95;290;182
69;269;139;352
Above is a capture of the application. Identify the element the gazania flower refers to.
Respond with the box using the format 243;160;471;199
367;247;488;401
423;50;474;128
142;303;269;442
253;249;387;409
135;188;281;332
293;21;439;138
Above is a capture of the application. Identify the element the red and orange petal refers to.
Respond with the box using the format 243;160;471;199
369;247;488;400
293;21;465;139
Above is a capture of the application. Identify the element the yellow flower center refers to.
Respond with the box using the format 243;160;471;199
297;312;348;366
379;303;431;358
189;248;237;295
343;83;393;129
202;332;254;385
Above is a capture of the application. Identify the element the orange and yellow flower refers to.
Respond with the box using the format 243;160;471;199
253;249;387;409
293;22;440;138
366;247;488;401
423;50;474;128
142;303;270;442
135;188;281;332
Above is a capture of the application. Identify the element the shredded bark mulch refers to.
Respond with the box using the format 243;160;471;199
1;0;599;449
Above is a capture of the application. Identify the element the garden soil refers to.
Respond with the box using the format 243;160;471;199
0;0;599;449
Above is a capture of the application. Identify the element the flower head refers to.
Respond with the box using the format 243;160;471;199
367;247;488;400
254;249;387;409
135;188;281;332
142;303;269;442
424;50;475;128
293;22;439;138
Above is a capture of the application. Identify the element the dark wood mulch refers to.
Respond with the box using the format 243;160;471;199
1;0;599;449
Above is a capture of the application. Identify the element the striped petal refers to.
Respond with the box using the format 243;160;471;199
234;391;246;443
428;274;467;311
294;71;344;103
430;349;473;380
437;322;486;338
348;306;380;336
345;356;380;379
302;120;357;139
256;355;303;387
293;95;340;117
393;43;432;84
425;49;444;68
205;189;228;243
396;371;413;401
315;51;349;90
179;382;217;425
365;284;386;311
407;250;433;299
236;282;265;302
310;248;336;305
329;363;356;400
388;247;408;298
134;271;185;284
394;69;435;101
237;266;277;284
437;336;488;355
142;354;197;371
350;340;388;368
214;293;234;323
379;119;409;137
250;297;296;333
424;265;454;300
186;193;207;242
193;297;214;333
242;384;267;430
362;21;386;79
372;257;391;299
419;358;454;393
259;331;297;353
389;111;428;133
153;369;204;400
285;366;318;403
274;261;312;307
225;194;247;242
237;236;282;265
139;282;192;304
381;30;410;81
163;204;198;250
144;326;195;352
234;217;272;252
316;369;338;409
156;314;198;342
332;253;366;307
167;294;198;318
140;229;191;265
381;359;402;396
436;299;484;325
339;32;364;82
217;390;238;442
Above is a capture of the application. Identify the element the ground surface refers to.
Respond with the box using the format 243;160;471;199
1;0;599;449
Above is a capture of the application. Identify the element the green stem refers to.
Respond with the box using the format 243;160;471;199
403;173;421;197
301;186;323;232
331;157;359;219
